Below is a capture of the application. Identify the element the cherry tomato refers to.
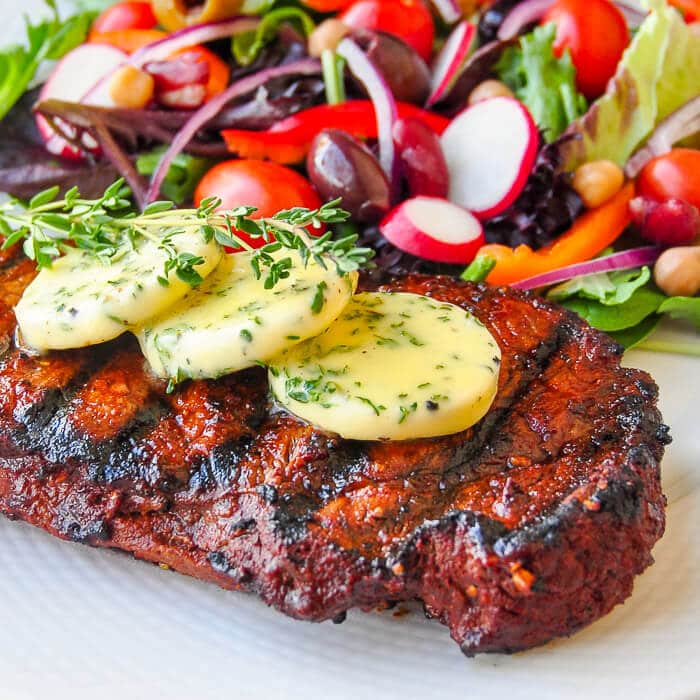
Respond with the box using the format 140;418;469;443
637;149;700;211
300;0;356;11
542;0;628;99
668;0;700;21
89;28;167;54
340;0;435;63
173;46;230;100
91;2;158;33
194;160;323;248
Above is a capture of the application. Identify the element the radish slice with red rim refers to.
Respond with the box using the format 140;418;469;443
441;96;539;220
380;196;485;264
36;44;128;161
427;21;477;108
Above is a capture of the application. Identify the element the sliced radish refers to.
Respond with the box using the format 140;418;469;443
36;44;127;161
426;21;477;108
380;196;485;264
441;96;538;220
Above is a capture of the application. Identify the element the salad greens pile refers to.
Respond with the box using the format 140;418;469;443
496;23;587;143
0;0;697;359
549;263;700;351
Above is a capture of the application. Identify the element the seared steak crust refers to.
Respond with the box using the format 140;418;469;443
0;246;668;654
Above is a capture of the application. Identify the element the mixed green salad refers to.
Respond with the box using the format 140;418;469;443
1;0;699;354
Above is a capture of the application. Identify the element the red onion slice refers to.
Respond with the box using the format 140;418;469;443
130;17;260;67
511;246;660;290
625;95;700;178
146;58;322;203
613;0;647;28
336;37;399;191
497;0;554;40
427;0;461;25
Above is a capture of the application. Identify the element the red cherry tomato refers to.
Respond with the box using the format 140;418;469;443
637;149;700;211
668;0;700;21
194;160;323;249
542;0;628;99
301;0;356;11
92;2;158;33
340;0;435;63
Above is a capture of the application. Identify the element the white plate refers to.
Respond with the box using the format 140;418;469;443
1;3;699;698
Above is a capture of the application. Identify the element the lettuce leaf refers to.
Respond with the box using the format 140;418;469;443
561;286;666;331
560;0;700;169
657;296;700;328
496;24;587;142
547;266;651;305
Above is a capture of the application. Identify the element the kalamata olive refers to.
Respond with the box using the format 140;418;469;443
350;29;431;105
477;0;522;44
393;118;449;198
307;129;391;223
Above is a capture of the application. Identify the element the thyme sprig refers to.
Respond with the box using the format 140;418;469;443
0;180;374;289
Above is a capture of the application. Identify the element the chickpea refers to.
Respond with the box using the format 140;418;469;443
109;66;155;110
653;246;700;297
467;80;514;106
308;19;350;58
572;160;625;209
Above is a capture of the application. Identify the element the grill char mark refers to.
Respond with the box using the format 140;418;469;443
0;252;668;654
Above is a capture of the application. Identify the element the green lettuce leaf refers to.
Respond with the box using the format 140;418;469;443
496;23;587;142
560;286;666;331
560;0;700;169
136;148;212;205
658;296;700;328
548;266;651;306
608;314;661;349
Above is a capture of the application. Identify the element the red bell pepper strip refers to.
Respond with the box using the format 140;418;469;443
221;100;450;164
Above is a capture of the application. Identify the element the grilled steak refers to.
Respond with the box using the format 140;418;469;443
0;244;669;655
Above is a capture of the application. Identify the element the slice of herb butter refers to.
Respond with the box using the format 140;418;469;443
15;231;222;352
136;250;358;381
269;292;501;441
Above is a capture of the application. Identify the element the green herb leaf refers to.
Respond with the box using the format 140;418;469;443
496;23;587;142
0;180;371;297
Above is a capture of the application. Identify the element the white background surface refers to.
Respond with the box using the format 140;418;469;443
1;2;699;698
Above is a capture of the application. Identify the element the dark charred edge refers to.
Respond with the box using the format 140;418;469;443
187;437;252;493
268;314;571;546
389;439;662;584
8;346;115;450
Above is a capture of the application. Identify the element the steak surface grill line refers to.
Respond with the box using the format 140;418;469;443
0;242;669;654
